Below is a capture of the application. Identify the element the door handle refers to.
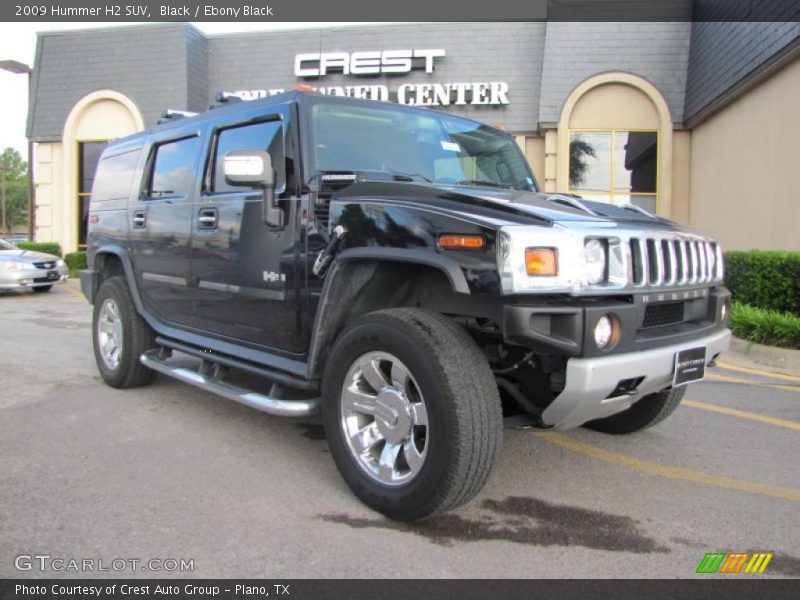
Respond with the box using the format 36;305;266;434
132;210;146;228
198;208;218;229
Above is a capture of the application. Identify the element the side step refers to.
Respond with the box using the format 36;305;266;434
140;350;320;418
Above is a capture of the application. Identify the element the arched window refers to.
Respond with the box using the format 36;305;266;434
557;73;673;217
61;91;144;252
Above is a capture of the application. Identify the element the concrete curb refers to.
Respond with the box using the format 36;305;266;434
723;336;800;377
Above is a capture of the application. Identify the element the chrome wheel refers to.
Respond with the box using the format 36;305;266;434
340;351;429;486
97;298;123;370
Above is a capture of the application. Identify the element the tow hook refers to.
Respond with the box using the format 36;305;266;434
313;225;347;277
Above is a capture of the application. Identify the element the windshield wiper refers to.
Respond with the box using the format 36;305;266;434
454;179;515;190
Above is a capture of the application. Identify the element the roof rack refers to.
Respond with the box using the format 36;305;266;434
210;92;245;109
157;109;198;124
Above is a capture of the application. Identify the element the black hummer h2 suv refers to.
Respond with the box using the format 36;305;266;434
81;91;731;520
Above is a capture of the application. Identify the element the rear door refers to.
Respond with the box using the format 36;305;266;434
130;127;205;328
191;105;305;352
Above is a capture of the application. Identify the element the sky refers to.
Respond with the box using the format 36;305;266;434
0;22;379;162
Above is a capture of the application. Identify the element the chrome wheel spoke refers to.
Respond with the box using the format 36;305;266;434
106;300;120;320
111;320;123;343
378;442;402;480
390;361;410;390
411;402;428;427
403;440;425;474
341;351;428;486
97;299;123;370
342;387;377;416
351;422;384;454
361;359;389;392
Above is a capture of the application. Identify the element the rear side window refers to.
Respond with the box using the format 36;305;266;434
212;120;285;194
91;149;140;202
147;136;200;198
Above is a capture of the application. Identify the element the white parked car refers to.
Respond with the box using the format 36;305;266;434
0;239;68;293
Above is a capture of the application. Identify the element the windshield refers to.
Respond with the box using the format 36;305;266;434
0;240;17;251
310;102;538;192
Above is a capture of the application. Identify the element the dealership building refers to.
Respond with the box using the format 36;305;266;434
24;19;800;252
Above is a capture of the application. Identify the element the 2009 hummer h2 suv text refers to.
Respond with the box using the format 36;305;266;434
81;91;731;520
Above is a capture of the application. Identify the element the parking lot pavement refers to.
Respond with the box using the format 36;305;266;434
1;281;799;579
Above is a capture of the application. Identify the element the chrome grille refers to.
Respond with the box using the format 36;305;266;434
627;236;720;289
33;261;56;270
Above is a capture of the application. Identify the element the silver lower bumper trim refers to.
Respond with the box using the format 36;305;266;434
140;351;319;418
541;328;731;429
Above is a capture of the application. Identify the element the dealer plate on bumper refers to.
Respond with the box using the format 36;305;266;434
673;347;706;386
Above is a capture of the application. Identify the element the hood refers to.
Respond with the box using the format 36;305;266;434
439;186;677;227
332;180;689;232
0;249;61;264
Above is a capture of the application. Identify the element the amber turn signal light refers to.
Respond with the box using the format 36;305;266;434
437;234;485;250
525;248;558;276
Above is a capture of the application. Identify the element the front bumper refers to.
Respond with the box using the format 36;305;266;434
0;266;68;290
540;328;731;429
503;286;731;357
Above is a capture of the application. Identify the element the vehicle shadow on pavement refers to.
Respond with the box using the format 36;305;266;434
320;496;669;553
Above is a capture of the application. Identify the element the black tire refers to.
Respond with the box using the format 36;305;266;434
92;276;157;389
584;386;687;434
322;308;503;521
33;285;52;293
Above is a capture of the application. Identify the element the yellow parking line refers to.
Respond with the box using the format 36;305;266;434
62;285;86;301
535;432;800;502
706;372;800;394
716;361;800;383
683;399;800;431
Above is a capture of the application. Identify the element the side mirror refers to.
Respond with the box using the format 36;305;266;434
224;150;274;187
223;150;283;228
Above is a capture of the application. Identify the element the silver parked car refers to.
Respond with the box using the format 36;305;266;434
0;239;68;293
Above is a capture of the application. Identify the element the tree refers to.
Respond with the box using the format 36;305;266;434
0;147;29;234
569;138;597;190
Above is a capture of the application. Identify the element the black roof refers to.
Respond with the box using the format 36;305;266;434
106;90;512;154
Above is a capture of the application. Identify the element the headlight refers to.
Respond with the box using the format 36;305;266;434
0;261;23;272
56;259;66;268
584;239;607;284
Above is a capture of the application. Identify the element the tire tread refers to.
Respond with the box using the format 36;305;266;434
93;276;156;389
323;308;503;519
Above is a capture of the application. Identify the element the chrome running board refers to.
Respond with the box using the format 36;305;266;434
140;350;319;418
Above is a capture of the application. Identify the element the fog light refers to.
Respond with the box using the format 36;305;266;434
594;315;616;349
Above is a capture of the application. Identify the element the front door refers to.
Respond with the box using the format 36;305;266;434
130;130;204;328
191;106;304;353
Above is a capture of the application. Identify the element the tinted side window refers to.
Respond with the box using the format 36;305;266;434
213;120;285;194
92;149;140;202
147;137;200;198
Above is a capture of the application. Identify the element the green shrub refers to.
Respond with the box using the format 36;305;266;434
724;250;800;316
15;241;62;257
64;251;87;278
729;302;800;350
